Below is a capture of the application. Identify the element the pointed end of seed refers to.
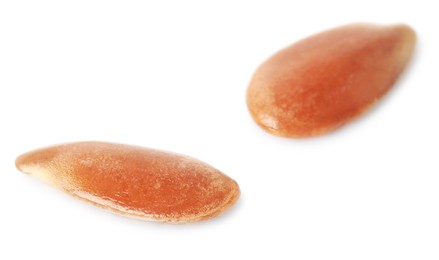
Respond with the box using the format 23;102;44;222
395;23;416;47
15;152;30;173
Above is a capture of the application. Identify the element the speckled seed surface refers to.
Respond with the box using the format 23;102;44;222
15;141;240;223
247;23;416;137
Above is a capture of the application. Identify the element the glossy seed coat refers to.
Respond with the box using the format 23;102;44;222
16;141;240;223
247;23;416;137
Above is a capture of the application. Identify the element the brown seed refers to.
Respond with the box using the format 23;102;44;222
15;141;240;223
247;23;416;137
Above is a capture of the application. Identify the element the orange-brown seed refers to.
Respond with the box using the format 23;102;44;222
16;141;240;223
247;23;416;137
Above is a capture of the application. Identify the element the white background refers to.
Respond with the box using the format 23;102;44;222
1;0;438;259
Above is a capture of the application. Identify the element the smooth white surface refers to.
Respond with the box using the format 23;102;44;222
0;1;438;259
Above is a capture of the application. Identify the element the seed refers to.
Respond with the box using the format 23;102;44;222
15;141;240;223
247;23;416;137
